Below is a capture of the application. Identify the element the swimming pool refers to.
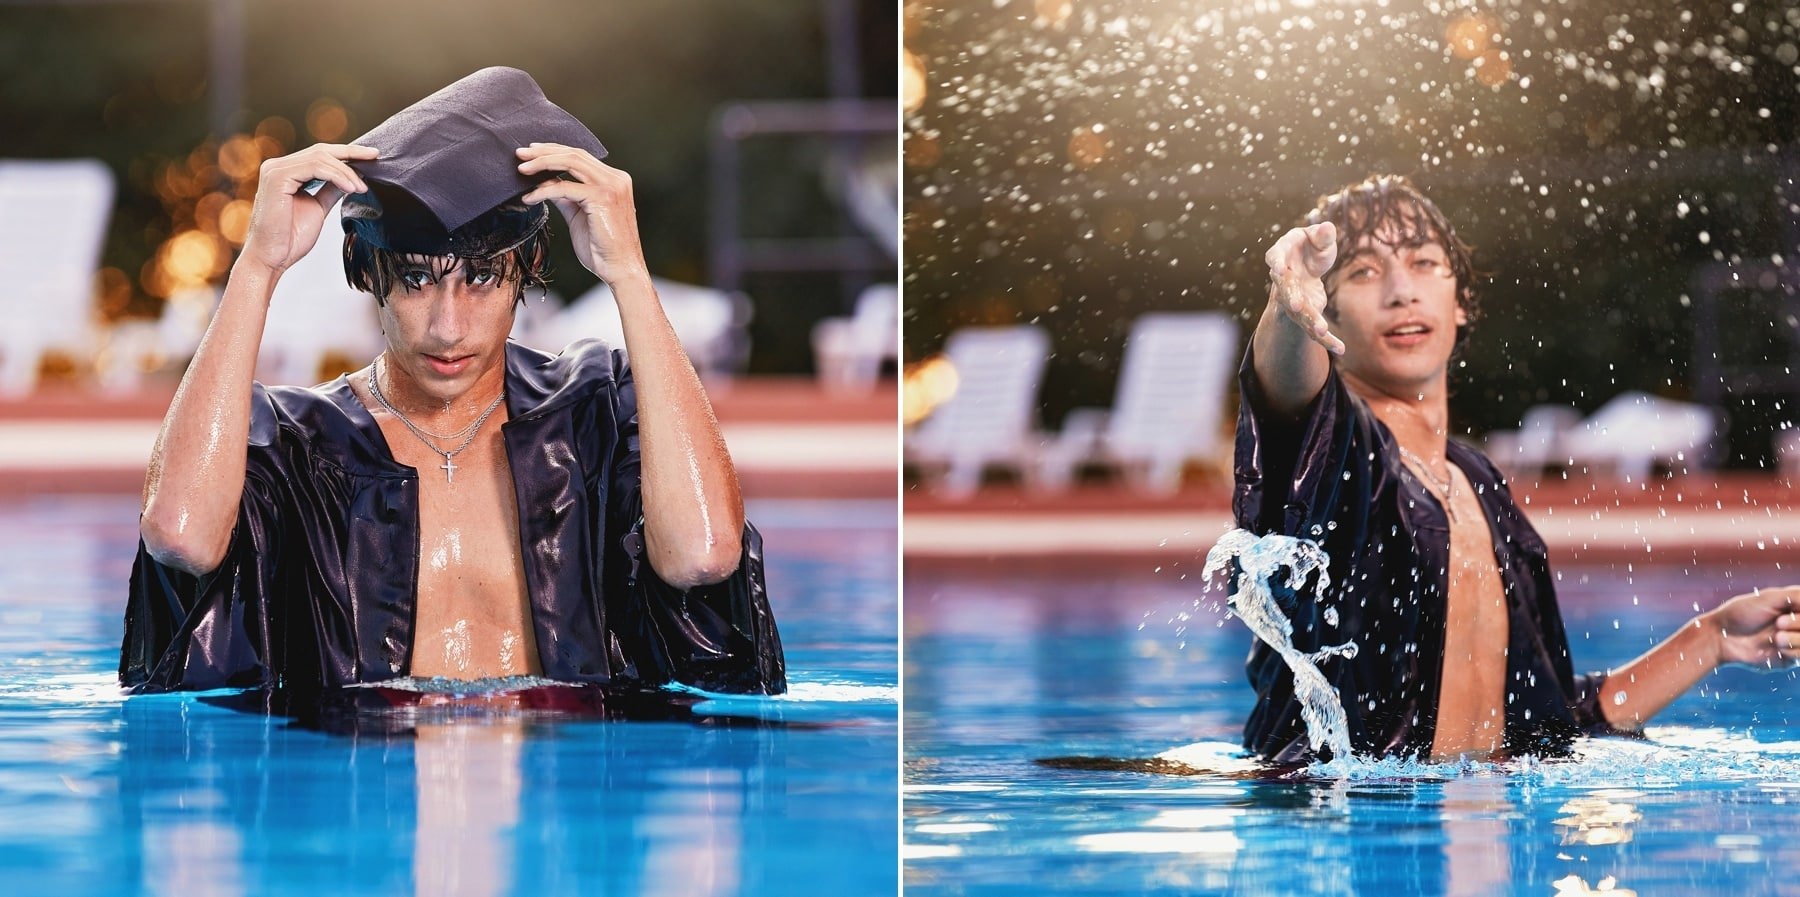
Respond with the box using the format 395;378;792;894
905;562;1799;896
0;496;897;896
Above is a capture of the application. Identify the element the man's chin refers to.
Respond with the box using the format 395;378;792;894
1343;357;1452;395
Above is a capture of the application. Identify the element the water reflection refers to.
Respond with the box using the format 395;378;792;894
1441;777;1512;896
412;716;522;897
115;691;804;896
1554;790;1643;847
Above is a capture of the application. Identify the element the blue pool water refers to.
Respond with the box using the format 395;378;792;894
0;496;897;897
905;563;1800;896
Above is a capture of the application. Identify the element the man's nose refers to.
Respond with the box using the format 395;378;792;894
427;285;469;342
1382;265;1417;306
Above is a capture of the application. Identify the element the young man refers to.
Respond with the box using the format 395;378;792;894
1240;174;1796;762
121;68;784;698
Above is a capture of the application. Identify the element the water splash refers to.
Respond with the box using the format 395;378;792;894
1205;528;1358;760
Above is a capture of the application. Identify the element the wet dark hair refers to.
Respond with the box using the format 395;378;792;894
1303;174;1480;351
342;221;553;305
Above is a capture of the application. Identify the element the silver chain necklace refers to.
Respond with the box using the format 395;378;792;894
369;356;506;484
1398;444;1459;523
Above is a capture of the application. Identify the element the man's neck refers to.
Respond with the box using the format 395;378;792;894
373;353;508;429
1342;370;1452;458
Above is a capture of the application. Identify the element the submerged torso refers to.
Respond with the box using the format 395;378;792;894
352;370;542;679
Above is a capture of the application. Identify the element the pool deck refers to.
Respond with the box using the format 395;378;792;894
0;378;897;501
905;474;1800;569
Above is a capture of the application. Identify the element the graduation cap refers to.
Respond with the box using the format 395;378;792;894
334;66;607;258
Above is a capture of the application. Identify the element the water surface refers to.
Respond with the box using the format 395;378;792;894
905;563;1800;896
0;496;897;897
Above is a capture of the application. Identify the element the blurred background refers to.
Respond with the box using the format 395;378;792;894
902;0;1800;500
1;0;895;389
0;0;898;497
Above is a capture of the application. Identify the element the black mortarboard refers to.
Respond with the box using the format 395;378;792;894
337;66;607;257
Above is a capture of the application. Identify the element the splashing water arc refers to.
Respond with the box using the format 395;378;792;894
1205;528;1359;760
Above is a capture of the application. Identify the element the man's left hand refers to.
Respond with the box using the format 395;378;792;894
516;143;648;286
1707;585;1800;669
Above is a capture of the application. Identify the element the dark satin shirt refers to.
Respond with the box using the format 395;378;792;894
1232;352;1608;761
120;339;785;698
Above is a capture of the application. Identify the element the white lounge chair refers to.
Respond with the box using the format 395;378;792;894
528;277;752;383
1031;312;1240;494
1561;391;1719;479
1484;404;1582;479
0;159;115;394
811;283;896;392
907;325;1050;496
95;284;219;394
258;203;384;385
1777;427;1800;479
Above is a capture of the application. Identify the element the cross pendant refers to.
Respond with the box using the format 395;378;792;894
441;457;457;484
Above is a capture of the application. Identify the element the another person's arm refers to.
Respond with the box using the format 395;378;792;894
138;144;374;575
1599;585;1800;729
517;143;743;588
1254;222;1346;417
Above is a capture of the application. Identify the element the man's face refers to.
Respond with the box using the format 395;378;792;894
1323;220;1465;396
375;258;518;402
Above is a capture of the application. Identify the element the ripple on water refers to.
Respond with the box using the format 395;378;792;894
1146;726;1800;786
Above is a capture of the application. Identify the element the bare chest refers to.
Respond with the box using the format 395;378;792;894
374;416;541;679
1431;464;1511;759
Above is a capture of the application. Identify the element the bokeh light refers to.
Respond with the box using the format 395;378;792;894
1473;50;1513;87
306;98;349;142
1067;124;1110;169
904;51;928;115
218;199;254;246
217;134;262;181
903;355;959;426
1445;14;1501;61
1035;0;1073;29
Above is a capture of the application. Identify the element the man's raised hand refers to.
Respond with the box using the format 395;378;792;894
515;143;648;287
239;143;378;277
1265;221;1346;356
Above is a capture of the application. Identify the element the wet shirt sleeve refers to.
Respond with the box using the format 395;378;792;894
600;353;787;695
119;389;288;693
1232;348;1400;759
1232;346;1393;556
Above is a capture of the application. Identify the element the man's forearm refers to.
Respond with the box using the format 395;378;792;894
1596;614;1721;730
1251;299;1331;418
140;259;279;574
610;272;745;588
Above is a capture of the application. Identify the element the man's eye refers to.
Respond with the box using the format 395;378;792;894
1347;266;1376;281
401;270;431;289
468;270;497;286
1413;258;1440;270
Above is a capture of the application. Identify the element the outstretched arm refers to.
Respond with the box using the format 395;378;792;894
140;144;374;575
517;143;744;589
1253;221;1346;418
1599;585;1800;729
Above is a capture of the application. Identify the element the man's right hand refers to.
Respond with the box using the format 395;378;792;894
239;143;378;276
1264;221;1346;356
